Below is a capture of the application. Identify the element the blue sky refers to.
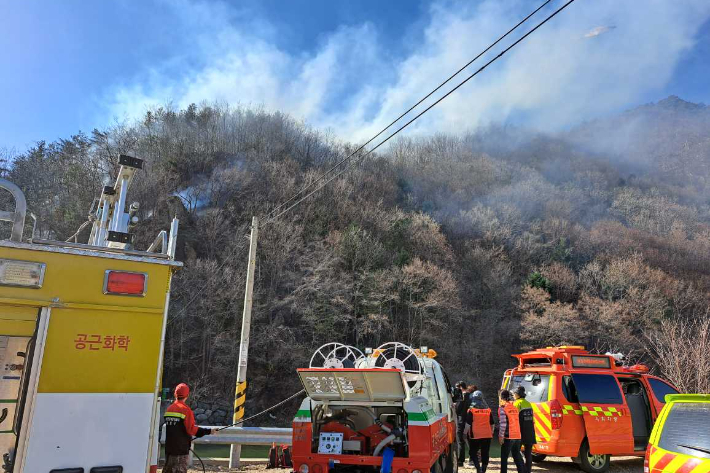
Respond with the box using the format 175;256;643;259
1;0;709;152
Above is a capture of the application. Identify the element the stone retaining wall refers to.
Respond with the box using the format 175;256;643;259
192;400;232;425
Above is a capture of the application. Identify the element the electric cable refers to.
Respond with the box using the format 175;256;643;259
264;0;555;223
214;389;306;432
264;0;578;224
168;0;577;320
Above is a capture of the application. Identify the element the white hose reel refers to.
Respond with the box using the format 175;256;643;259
371;342;425;388
309;343;365;369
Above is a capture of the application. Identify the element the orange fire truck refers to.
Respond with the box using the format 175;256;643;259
292;342;458;473
502;346;679;473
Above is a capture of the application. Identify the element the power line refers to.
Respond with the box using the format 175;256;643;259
264;0;555;222
265;0;578;224
171;0;578;320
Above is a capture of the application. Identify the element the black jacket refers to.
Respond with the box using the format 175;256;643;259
164;400;211;456
455;391;472;417
516;404;536;445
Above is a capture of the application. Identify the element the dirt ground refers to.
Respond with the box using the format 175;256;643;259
180;456;644;473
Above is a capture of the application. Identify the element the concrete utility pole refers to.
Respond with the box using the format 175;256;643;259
229;216;259;468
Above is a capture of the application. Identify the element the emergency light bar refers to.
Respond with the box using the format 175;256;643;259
103;270;147;296
0;258;46;288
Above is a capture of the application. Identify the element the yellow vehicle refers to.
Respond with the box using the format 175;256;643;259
645;394;710;473
0;155;181;472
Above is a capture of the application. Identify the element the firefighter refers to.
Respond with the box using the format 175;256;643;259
455;381;472;466
464;390;494;473
513;386;536;473
163;383;214;473
497;389;525;473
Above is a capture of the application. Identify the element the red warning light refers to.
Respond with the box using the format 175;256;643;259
104;271;147;296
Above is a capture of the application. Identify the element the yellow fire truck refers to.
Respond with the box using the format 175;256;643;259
0;155;181;472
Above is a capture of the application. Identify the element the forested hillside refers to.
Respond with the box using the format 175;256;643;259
2;96;709;423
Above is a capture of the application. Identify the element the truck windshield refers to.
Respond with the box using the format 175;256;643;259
509;373;550;403
659;403;710;459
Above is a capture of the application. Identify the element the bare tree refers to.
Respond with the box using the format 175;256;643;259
645;314;710;393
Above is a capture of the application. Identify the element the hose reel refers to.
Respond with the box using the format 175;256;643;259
309;343;365;369
371;342;425;389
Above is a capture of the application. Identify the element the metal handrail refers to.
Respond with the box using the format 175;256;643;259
147;230;167;254
0;179;27;242
29;238;172;259
159;426;293;446
196;426;292;446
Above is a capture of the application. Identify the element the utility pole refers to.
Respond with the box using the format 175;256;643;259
229;216;259;468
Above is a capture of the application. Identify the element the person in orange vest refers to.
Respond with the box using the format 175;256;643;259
163;383;215;473
497;389;525;473
464;390;494;473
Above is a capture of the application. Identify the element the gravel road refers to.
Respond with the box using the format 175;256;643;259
179;455;644;473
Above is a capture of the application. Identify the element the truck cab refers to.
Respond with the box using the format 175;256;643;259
292;342;457;473
501;346;679;473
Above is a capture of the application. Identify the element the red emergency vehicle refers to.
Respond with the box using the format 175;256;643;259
502;346;679;473
292;342;458;473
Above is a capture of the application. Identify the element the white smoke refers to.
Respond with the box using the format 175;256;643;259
105;0;710;141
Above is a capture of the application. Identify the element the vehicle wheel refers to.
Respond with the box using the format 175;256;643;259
579;441;610;473
431;455;444;473
445;447;458;473
531;454;547;463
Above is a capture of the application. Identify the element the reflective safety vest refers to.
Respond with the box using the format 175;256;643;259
469;408;493;439
503;402;521;440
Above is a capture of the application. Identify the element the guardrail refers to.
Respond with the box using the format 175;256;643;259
198;426;293;446
161;426;293;467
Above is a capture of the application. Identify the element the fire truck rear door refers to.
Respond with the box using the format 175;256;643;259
571;373;634;455
0;305;40;464
297;369;407;402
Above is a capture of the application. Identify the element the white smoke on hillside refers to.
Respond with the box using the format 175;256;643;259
106;0;710;141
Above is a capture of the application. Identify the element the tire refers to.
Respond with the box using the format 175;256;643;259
445;447;459;473
579;440;610;473
531;454;547;463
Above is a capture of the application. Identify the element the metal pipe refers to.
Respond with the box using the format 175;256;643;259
30;238;172;259
95;198;110;246
147;231;167;253
168;218;179;258
146;288;173;473
111;176;128;231
0;178;27;242
29;213;37;241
